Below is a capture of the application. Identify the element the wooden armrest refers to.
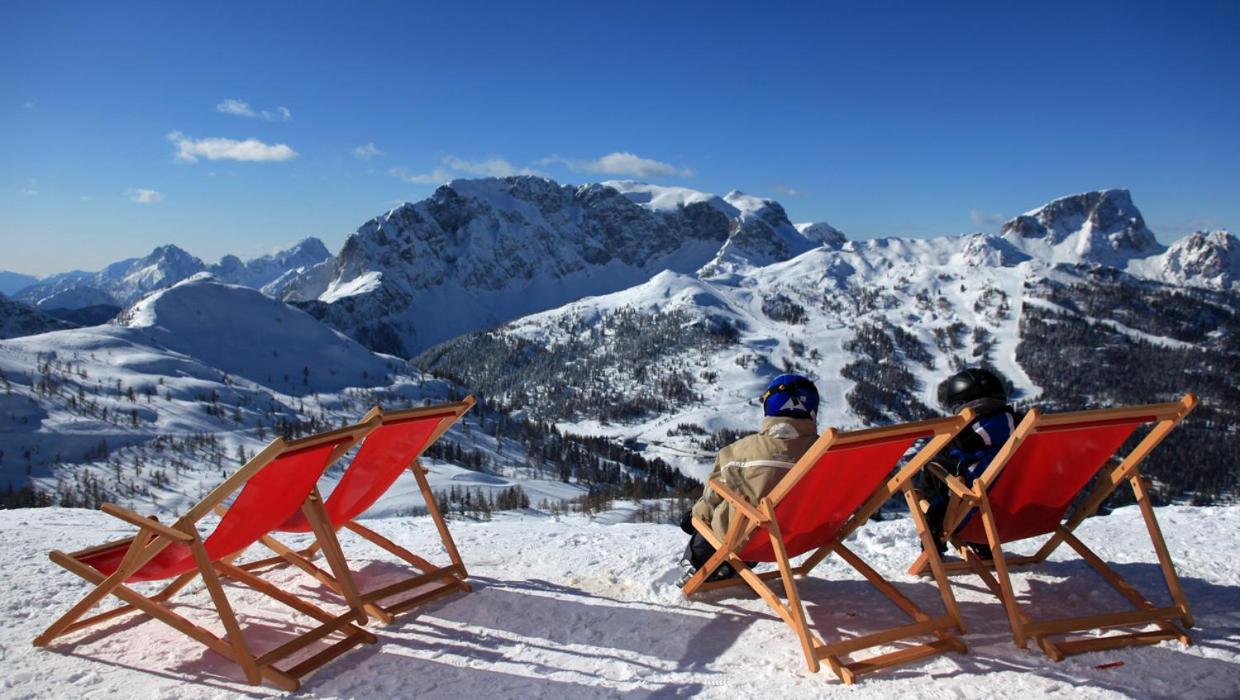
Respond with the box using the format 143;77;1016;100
925;464;978;502
101;503;194;543
706;479;768;524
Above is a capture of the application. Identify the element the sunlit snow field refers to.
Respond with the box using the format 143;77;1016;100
2;504;1237;699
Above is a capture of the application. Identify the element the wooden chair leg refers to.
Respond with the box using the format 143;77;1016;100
343;521;437;573
34;534;170;646
977;497;1026;648
762;500;819;673
1131;475;1194;627
411;461;469;580
904;486;965;634
189;539;261;684
302;488;369;624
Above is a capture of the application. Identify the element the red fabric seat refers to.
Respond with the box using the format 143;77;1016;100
78;439;352;582
955;418;1145;544
276;411;456;532
738;432;928;561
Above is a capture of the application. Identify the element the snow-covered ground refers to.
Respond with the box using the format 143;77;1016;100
2;504;1237;698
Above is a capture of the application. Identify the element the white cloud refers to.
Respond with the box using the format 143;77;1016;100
387;155;541;185
352;142;383;160
215;99;292;122
969;209;1007;227
23;98;37;110
80;195;94;202
126;188;163;204
544;151;693;178
18;178;37;196
168;131;298;163
388;166;451;185
443;156;538;177
215;98;257;118
772;184;800;197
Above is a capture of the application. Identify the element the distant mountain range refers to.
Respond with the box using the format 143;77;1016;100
8;237;331;312
1;178;1236;509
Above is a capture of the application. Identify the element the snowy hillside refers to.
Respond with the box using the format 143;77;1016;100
0;294;74;340
2;503;1236;698
418;234;1037;481
281;176;821;356
417;187;1240;497
115;276;391;393
0;277;692;517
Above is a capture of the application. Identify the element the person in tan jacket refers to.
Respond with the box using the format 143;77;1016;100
678;374;820;585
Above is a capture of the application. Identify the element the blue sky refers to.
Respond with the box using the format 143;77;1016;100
3;1;1238;276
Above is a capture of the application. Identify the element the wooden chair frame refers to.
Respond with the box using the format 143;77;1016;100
907;394;1198;661
242;399;475;624
33;419;382;691
682;413;975;684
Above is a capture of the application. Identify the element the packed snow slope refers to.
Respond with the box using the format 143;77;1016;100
1;503;1237;698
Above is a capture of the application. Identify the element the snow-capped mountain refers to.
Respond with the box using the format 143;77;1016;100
0;294;75;339
416;186;1239;500
282;176;821;356
13;239;332;311
1154;229;1240;291
1000;188;1163;267
211;237;333;296
794;221;847;249
2;180;1235;511
602;180;821;269
16;245;205;309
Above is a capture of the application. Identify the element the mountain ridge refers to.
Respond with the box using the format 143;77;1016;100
12;238;332;311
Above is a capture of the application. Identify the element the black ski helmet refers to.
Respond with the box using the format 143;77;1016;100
937;367;1006;413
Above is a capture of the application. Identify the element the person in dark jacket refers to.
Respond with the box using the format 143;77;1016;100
676;374;820;586
921;367;1019;555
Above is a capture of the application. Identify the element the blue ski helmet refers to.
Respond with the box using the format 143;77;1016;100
762;374;819;419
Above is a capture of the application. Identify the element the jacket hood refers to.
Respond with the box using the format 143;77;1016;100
760;416;817;439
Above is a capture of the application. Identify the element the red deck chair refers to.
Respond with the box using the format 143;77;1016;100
907;394;1198;660
682;413;974;684
242;399;475;623
33;419;381;691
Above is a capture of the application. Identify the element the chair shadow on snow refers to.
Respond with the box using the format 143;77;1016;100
346;573;717;697
41;556;1240;696
676;560;1240;696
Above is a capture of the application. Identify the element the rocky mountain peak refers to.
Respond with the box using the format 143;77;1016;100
795;222;847;249
1160;229;1239;290
1000;189;1162;265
